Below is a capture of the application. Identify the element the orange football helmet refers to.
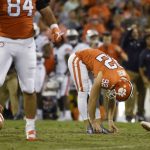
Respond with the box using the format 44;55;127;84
108;78;133;102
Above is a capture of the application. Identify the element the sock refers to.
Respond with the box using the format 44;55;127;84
25;118;36;132
36;109;43;120
78;92;88;120
95;108;101;119
65;110;72;120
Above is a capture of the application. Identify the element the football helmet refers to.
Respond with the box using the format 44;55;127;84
66;29;79;46
85;29;99;45
108;78;133;102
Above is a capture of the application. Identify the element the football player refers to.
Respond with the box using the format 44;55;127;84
54;38;73;121
85;29;103;48
66;29;90;52
68;48;133;133
0;0;62;141
34;21;52;120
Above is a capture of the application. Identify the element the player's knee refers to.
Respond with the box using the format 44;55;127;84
21;80;35;94
23;89;35;94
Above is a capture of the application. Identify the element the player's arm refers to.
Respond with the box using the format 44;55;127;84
115;46;128;61
36;0;62;43
107;98;118;133
88;71;102;131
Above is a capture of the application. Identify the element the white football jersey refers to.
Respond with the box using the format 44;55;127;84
73;43;90;52
54;43;73;74
35;33;50;64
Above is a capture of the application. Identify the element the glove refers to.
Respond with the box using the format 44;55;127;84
50;24;63;43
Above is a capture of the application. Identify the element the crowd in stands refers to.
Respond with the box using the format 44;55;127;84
1;0;150;122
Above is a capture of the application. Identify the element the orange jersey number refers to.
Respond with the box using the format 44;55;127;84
7;0;33;17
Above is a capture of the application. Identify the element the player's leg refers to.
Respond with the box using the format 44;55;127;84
0;37;13;128
0;38;13;87
35;64;46;120
68;54;101;132
15;38;37;140
125;71;137;122
58;75;71;121
68;54;89;122
6;72;19;117
0;83;9;108
136;76;146;121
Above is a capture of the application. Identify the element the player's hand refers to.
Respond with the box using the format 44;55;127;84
115;46;122;53
50;24;63;43
108;120;119;133
90;119;101;133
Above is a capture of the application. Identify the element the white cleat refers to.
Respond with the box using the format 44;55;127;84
26;130;37;141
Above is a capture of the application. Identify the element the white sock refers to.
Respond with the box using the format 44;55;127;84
95;108;101;119
25;118;36;132
65;110;72;120
36;109;43;120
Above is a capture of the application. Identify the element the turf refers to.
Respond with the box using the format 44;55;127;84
0;120;150;150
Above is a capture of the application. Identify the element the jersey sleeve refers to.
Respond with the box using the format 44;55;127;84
36;0;50;11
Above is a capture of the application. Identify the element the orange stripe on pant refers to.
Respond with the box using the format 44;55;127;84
76;59;83;92
72;56;79;91
72;56;84;92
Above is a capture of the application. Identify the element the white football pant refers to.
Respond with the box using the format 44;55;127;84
0;37;36;93
35;63;46;93
68;53;100;120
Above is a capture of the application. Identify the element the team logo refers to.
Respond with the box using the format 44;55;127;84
117;88;126;97
0;42;4;47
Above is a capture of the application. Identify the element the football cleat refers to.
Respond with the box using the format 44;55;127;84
141;121;150;131
100;124;112;134
86;123;110;134
26;130;37;141
86;124;94;134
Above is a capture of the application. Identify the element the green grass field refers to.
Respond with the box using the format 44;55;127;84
0;120;150;150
